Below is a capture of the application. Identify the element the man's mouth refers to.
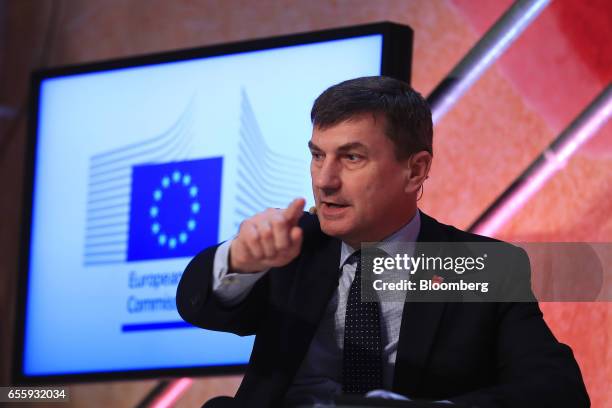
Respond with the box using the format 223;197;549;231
318;201;351;219
321;201;350;209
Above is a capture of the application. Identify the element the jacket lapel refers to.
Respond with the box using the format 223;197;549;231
285;234;342;372
393;211;449;397
291;235;342;324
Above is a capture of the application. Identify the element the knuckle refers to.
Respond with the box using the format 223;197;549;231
239;219;250;232
244;227;257;241
262;248;275;259
250;247;263;259
270;217;286;229
260;226;273;238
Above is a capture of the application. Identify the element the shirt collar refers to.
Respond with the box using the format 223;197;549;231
339;209;422;267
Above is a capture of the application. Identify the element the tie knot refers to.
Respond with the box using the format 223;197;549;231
345;247;390;269
346;250;361;266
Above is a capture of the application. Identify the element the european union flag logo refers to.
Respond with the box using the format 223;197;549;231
127;157;222;261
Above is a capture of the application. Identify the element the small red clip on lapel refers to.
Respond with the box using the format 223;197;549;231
432;275;444;284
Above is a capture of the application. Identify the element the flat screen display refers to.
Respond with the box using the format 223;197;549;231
15;23;412;383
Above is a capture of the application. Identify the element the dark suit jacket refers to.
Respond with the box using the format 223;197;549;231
176;212;589;407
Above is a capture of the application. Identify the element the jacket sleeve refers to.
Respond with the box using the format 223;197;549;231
450;249;590;407
175;243;269;337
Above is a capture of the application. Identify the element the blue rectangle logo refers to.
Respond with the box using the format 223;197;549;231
127;158;223;261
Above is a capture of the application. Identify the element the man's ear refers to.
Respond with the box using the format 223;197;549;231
404;151;432;194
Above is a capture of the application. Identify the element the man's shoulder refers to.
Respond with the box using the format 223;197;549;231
420;211;523;253
443;223;500;243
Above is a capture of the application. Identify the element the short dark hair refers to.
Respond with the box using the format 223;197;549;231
311;76;433;160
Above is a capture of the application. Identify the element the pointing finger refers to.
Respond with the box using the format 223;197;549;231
283;198;306;225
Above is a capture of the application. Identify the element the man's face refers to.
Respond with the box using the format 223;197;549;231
309;114;413;247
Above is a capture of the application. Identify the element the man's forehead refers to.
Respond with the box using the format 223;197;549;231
310;113;386;149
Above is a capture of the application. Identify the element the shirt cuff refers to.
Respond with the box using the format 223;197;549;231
212;239;268;306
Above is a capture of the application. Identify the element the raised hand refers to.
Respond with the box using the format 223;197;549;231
229;198;305;273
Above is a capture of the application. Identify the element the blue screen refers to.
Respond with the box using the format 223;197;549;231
24;34;383;375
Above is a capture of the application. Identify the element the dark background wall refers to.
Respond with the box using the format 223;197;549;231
1;1;610;406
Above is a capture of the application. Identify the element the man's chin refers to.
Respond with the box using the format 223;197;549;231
319;220;353;240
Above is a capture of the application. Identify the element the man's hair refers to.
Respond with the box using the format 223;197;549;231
311;76;433;160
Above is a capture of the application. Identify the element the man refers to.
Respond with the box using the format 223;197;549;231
177;76;588;407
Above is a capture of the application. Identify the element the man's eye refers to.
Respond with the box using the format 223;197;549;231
345;154;362;162
311;151;323;160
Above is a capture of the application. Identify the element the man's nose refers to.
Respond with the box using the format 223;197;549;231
313;160;341;191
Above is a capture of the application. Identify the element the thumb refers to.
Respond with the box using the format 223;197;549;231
289;225;303;248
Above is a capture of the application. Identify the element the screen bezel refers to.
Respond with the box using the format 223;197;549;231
13;21;413;385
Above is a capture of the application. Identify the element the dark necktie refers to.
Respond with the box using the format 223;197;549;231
342;250;383;394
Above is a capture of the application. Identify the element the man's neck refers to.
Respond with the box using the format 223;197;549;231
344;209;420;250
339;210;421;267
